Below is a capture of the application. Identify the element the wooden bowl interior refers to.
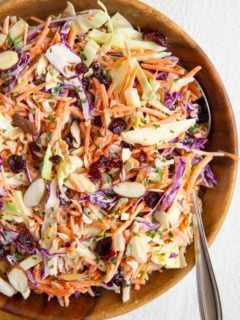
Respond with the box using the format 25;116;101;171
0;0;237;319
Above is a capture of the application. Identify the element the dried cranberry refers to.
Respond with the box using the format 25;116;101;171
17;230;34;249
139;150;147;163
142;30;168;47
156;72;168;81
0;244;5;259
112;272;126;288
91;62;108;85
108;118;127;134
144;192;160;208
88;165;102;182
49;155;62;164
95;237;112;258
89;156;121;182
65;134;73;149
7;155;26;173
91;116;102;127
97;155;121;169
75;62;88;74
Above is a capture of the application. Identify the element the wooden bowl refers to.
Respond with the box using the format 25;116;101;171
0;0;237;319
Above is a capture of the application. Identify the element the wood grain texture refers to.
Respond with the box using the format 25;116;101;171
0;0;238;319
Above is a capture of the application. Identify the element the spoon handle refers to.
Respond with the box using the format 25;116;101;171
192;192;223;320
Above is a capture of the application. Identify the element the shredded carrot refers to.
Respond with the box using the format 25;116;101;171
141;63;185;75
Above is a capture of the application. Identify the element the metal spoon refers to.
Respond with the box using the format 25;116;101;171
192;82;222;320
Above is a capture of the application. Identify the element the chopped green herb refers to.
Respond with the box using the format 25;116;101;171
168;231;173;239
52;84;61;95
141;119;147;125
97;132;103;138
76;86;82;93
34;79;43;85
146;230;157;238
153;124;160;129
170;129;175;133
109;257;117;265
189;124;200;133
47;114;56;122
13;252;23;261
95;257;100;263
94;143;100;149
47;131;53;140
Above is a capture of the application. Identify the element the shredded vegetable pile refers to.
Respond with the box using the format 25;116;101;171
0;1;237;307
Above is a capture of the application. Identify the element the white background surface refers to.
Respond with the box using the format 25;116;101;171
114;1;240;319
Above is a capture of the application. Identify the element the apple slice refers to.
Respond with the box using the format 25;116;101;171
121;118;196;146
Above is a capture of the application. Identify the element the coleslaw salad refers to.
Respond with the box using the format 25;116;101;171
0;1;237;307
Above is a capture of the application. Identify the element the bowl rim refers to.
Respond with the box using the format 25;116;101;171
0;0;238;319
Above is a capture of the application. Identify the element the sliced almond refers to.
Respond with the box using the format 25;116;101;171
68;173;96;193
23;178;45;208
0;34;7;47
122;285;130;303
0;51;19;70
21;287;31;299
113;182;146;198
122;148;131;162
12;113;38;136
70;120;81;146
7;267;28;293
0;277;16;297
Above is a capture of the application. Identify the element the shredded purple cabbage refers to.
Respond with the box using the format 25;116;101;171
80;190;117;209
201;164;217;187
182;100;199;118
6;255;18;265
60;20;73;44
64;77;92;120
169;252;178;258
0;201;3;210
182;133;207;150
156;72;168;80
138;219;160;230
16;241;38;254
167;56;179;64
24;166;32;183
0;228;19;245
74;291;81;298
164;91;182;111
40;249;65;279
27;18;68;41
160;157;186;211
26;270;37;285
